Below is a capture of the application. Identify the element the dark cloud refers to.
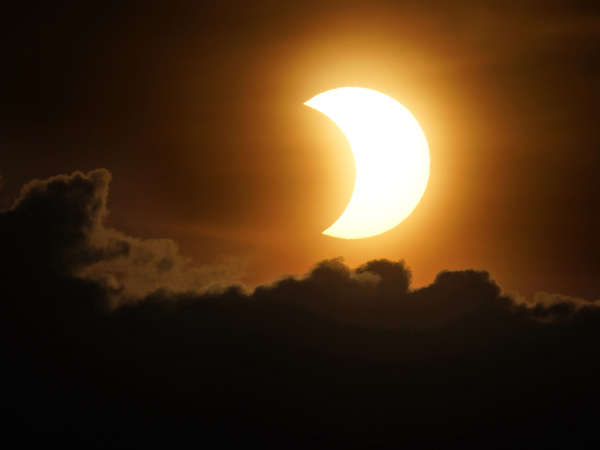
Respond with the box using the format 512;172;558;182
253;256;600;333
0;169;244;307
2;170;600;448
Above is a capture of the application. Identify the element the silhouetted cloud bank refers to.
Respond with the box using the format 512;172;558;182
2;169;600;448
0;169;244;305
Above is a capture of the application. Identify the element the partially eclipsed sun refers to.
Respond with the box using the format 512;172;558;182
304;87;430;239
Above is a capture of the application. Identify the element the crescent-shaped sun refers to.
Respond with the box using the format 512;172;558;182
304;87;430;239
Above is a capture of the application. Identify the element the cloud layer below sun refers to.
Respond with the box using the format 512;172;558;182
2;168;597;329
2;169;600;447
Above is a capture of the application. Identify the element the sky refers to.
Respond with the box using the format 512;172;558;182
1;0;600;447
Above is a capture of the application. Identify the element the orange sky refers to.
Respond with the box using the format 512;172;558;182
1;0;599;300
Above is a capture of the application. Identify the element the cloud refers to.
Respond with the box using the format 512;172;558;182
2;169;600;448
252;257;600;332
0;169;244;307
2;167;598;327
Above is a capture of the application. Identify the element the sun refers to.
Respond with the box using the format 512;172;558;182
304;87;430;239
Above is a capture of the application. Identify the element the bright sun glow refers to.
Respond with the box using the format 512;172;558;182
305;87;430;239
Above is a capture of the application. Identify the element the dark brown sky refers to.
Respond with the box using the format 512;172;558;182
1;0;599;299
